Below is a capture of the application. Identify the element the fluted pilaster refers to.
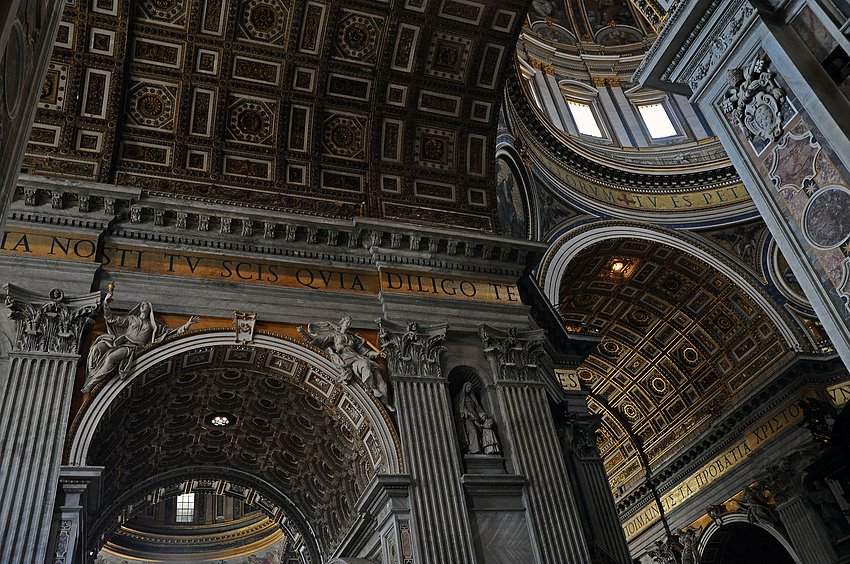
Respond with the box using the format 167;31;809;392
558;407;630;563
498;384;591;563
775;497;836;564
0;285;99;564
395;379;476;562
381;320;476;563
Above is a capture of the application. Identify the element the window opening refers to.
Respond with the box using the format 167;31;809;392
567;101;603;137
175;493;195;523
638;103;677;138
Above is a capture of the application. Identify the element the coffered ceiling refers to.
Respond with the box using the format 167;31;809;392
86;343;394;556
26;0;529;231
557;239;796;497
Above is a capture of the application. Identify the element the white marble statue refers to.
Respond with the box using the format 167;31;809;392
82;288;199;393
299;316;393;411
455;382;501;455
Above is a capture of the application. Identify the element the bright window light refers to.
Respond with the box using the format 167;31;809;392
176;493;195;523
567;101;603;137
638;104;677;138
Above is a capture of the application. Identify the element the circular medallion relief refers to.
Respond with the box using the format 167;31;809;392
802;186;850;249
136;93;165;118
237;109;265;134
331;124;355;148
344;24;369;50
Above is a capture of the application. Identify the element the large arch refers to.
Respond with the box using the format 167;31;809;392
66;330;403;560
91;467;319;563
698;515;800;564
536;225;805;496
539;222;799;348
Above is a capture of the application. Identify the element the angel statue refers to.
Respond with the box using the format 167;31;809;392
298;316;394;411
82;287;199;393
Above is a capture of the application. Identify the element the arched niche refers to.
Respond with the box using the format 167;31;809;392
67;330;403;560
698;517;800;564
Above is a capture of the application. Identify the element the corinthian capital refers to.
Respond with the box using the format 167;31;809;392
377;319;448;379
559;410;602;459
4;285;101;355
478;324;545;382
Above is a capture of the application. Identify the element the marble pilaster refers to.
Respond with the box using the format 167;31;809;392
380;320;477;563
557;398;632;564
0;285;100;564
480;325;592;564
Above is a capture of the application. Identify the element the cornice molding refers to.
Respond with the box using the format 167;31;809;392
8;175;547;277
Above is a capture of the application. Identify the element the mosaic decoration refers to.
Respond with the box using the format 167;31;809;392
25;0;527;230
557;239;794;494
496;156;529;238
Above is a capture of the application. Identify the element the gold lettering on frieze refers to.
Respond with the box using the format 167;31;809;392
621;395;810;540
100;243;380;294
1;229;524;303
0;229;99;262
556;369;581;390
827;380;850;407
379;268;520;304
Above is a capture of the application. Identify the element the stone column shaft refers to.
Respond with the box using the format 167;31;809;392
0;354;77;563
497;384;591;564
395;378;477;563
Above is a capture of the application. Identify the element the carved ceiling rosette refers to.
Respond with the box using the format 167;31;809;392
478;324;546;383
3;285;100;355
377;319;448;380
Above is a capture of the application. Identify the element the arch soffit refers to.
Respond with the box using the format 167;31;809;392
538;223;799;349
69;329;402;475
696;514;802;564
91;466;322;564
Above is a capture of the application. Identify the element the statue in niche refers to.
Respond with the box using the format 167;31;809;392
736;483;778;525
82;287;199;393
454;382;501;455
299;316;393;411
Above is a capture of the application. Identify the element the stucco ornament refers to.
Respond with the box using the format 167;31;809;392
721;54;786;143
4;285;100;355
377;319;447;380
82;287;200;393
299;316;394;411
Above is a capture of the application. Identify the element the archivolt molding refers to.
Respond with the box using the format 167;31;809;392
68;329;402;472
90;466;321;564
696;513;801;564
539;222;800;349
